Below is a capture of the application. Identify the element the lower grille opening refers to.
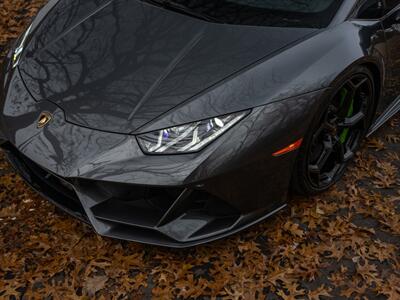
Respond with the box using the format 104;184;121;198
94;181;183;211
159;190;241;241
91;187;241;242
1;143;87;221
188;190;239;217
91;184;186;229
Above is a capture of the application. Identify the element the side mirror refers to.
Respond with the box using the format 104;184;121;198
357;0;385;19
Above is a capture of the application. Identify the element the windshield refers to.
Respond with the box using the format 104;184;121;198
147;0;343;28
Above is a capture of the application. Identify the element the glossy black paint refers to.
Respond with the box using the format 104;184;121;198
18;0;317;133
1;0;400;247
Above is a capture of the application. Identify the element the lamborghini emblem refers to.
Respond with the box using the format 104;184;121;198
37;112;52;128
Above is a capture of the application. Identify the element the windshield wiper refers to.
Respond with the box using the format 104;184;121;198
145;0;224;23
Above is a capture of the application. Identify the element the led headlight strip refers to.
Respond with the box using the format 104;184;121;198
137;110;249;154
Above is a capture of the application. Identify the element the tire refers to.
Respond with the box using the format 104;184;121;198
292;66;377;196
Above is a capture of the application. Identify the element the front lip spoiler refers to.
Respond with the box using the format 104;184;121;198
105;204;287;248
1;142;287;248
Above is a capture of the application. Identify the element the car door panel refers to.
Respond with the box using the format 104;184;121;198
380;1;400;112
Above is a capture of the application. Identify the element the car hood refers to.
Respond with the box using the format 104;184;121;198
19;0;317;134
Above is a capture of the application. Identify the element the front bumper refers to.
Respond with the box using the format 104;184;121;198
0;67;325;247
3;142;288;247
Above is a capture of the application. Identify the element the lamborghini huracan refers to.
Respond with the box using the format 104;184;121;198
1;0;400;247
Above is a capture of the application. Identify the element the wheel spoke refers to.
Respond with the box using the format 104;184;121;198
320;164;341;185
338;111;365;127
309;135;333;174
344;149;354;162
348;77;368;90
320;173;333;185
335;137;345;162
334;136;354;163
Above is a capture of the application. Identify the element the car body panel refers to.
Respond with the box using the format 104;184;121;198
0;67;323;247
2;0;400;247
141;19;388;132
18;0;317;134
1;68;321;190
381;7;400;109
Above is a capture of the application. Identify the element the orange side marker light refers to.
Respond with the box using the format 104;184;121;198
272;138;303;157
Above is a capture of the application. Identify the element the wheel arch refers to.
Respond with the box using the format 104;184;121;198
359;61;383;116
325;58;383;119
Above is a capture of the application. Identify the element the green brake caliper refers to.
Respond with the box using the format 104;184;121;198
338;88;354;144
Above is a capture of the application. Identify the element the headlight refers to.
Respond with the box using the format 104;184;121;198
12;24;32;68
137;110;249;154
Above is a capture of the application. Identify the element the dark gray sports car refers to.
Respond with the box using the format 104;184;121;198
1;0;400;247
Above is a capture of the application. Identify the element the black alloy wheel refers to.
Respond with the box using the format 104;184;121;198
293;66;376;195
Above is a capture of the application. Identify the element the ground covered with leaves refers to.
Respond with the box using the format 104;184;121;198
1;1;400;299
